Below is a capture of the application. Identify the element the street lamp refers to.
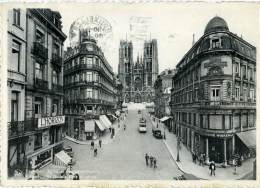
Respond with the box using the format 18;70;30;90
177;129;180;162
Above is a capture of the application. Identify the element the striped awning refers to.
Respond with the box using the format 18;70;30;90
160;116;170;122
100;115;112;129
95;120;106;131
236;129;256;149
85;120;95;132
54;151;71;166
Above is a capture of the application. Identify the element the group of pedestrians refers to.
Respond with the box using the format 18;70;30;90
145;153;157;169
192;152;206;166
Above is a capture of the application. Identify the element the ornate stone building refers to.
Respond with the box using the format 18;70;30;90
118;39;159;103
64;30;118;141
7;9;67;177
170;16;256;165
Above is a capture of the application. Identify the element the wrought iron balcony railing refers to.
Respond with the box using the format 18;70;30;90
52;83;63;93
51;53;62;67
31;42;48;60
8;119;38;139
34;78;48;90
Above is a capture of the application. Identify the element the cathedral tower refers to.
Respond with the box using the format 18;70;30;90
143;39;159;88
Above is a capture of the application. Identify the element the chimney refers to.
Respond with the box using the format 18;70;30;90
192;34;195;45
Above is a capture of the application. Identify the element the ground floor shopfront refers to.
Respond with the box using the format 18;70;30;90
175;125;256;165
66;114;113;141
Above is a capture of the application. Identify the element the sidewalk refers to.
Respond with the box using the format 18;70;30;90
149;115;255;180
65;115;126;146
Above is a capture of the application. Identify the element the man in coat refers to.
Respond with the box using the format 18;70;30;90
209;161;216;176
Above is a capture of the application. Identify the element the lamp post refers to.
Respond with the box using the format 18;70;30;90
177;129;180;162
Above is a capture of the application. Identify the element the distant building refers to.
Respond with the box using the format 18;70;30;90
118;39;159;103
170;16;256;165
7;9;67;177
64;29;118;141
154;69;176;130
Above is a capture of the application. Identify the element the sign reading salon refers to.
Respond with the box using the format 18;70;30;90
38;116;65;129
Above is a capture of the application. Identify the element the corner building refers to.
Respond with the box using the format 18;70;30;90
118;39;158;103
170;17;256;165
64;30;118;141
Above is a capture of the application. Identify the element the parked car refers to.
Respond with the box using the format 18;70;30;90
153;130;163;139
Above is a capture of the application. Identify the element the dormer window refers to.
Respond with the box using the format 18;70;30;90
36;28;45;44
211;38;221;48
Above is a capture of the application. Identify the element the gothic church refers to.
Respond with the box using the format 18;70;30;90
118;39;159;103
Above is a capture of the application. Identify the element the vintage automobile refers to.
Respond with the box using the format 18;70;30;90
153;130;163;139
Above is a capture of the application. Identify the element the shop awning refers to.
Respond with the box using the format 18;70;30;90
160;116;171;122
236;129;256;149
100;115;112;129
54;150;71;166
95;120;106;131
84;120;95;132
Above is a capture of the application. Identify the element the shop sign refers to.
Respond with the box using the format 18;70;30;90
38;116;65;128
202;132;233;138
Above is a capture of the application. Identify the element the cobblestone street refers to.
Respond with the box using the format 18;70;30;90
64;110;182;179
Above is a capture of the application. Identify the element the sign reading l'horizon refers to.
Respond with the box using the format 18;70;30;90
38;116;65;128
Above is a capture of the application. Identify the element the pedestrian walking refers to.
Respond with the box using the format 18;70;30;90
94;148;97;157
209;161;216;176
91;141;94;149
199;154;203;166
150;156;154;167
109;127;112;133
194;153;197;164
124;124;126;130
153;157;157;168
99;139;102;148
203;153;206;165
145;153;149;166
192;152;195;163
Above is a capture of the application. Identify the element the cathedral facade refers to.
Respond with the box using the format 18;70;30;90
118;39;159;103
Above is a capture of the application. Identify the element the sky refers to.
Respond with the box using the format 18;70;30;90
55;3;259;74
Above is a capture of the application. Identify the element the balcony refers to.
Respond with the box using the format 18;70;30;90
51;53;62;67
31;42;48;60
199;100;256;109
52;83;63;93
34;78;48;90
8;119;38;139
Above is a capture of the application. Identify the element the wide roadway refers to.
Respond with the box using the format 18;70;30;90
64;109;182;180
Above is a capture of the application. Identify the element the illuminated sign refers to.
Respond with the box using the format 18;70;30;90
38;116;65;128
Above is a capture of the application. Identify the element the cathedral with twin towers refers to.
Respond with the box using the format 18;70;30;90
118;39;159;103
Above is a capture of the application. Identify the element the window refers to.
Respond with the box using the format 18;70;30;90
11;40;21;72
235;63;239;75
248;68;253;81
35;62;43;79
193;113;196;126
80;56;85;64
209;115;222;129
52;70;58;84
243;88;247;101
210;86;220;101
34;97;42;118
86;72;92;82
250;89;254;100
235;87;240;100
11;92;19;121
87;57;93;66
53;43;60;56
212;38;221;48
13;9;20;26
34;133;42;150
35;28;45;44
52;99;59;116
241;65;246;79
86;88;93;98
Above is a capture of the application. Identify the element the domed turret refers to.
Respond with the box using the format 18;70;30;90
204;16;229;34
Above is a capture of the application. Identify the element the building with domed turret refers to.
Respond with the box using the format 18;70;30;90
118;39;159;103
170;16;256;166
